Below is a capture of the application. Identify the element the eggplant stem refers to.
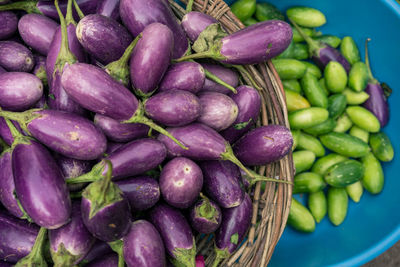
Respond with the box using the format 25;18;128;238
4;118;23;140
204;68;237;93
174;51;215;62
66;162;105;184
0;109;42;135
72;0;84;19
364;38;377;82
65;0;76;26
231;65;263;91
289;18;320;55
0;1;42;14
186;0;194;13
15;227;48;267
108;240;124;267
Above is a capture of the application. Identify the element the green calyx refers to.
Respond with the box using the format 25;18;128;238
228;64;263;91
0;109;42;136
186;0;194;13
211;247;230;267
364;38;378;84
14;191;33;222
66;161;105;184
197;193;218;223
35;66;48;87
15;227;48;267
50;243;79;267
288;18;321;57
203;68;237;94
0;1;41;14
72;0;85;19
233;118;252;130
170;241;196;267
108;240;124;267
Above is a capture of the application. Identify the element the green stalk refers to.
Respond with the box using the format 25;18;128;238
186;0;194;13
108;240;124;267
211;248;230;267
66;161;105;184
364;38;377;83
230;65;263;91
174;50;222;62
15;227;48;267
204;68;237;94
0;109;42;135
289;18;320;56
65;0;76;26
0;1;42;14
72;0;84;19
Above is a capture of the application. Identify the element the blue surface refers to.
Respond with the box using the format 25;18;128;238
225;0;400;266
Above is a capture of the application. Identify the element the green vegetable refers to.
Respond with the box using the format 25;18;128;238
297;132;325;157
293;43;309;60
320;132;369;158
346;181;363;203
289;107;329;129
346;106;380;133
293;172;326;194
313;35;341;48
285;89;310;112
272;59;307;79
288;198;316;233
328;94;347;119
308;191;327;223
255;2;284;21
282;79;302;94
291;26;315;43
303;61;322;79
369;132;394;162
276;40;295;59
301;72;328;108
318;78;329;95
243;17;258;26
340;36;361;65
324;61;348;93
349;126;369;143
348;62;369;92
293;150;316;173
291;130;300;151
311;153;348;176
324;159;364;187
286;6;327;28
303;118;336;136
361;152;384;194
333;113;353;133
328;187;348;226
230;0;256;22
342;88;370;105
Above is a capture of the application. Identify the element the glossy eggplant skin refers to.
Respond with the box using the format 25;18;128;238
0;11;18;40
159;62;205;94
313;45;351;73
181;11;217;43
55;154;93;192
0;41;35;72
201;64;239;95
363;82;389;127
96;0;120;21
86;253;119;267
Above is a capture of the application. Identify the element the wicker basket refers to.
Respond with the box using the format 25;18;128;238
168;0;294;266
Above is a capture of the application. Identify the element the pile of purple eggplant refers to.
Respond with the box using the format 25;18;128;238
0;0;294;266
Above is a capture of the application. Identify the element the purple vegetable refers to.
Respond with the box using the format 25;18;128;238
0;117;21;146
0;211;39;263
18;14;58;55
220;85;261;143
189;196;222;234
233;125;293;166
0;72;43;111
33;55;48;86
120;0;189;59
96;0;120;20
55;154;93;191
81;240;113;264
0;65;5;74
145;90;201;127
181;11;217;43
213;193;252;266
86;253;118;267
76;14;132;64
200;160;244;208
159;61;205;94
0;41;35;72
149;203;196;267
130;23;173;97
201;63;239;94
115;176;160;211
123;220;166;267
105;142;123;155
49;201;95;267
160;157;203;209
0;11;18;40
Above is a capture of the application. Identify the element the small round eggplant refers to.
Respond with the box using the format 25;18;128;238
76;14;132;64
115;176;160;211
200;160;244;208
130;23;173;97
86;253;118;267
198;92;239;131
55;154;93;191
18;14;59;55
145;91;201;127
220;85;262;143
149;203;196;267
233;125;293;166
160;157;203;209
0;11;18;40
49;201;95;267
0;41;35;72
181;11;217;43
94;114;149;143
96;0;120;20
201;63;239;95
158;61;205;94
123;220;166;267
33;55;48;87
0;72;43;111
189;196;222;234
12;140;71;229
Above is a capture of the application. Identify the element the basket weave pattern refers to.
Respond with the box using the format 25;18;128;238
169;1;294;266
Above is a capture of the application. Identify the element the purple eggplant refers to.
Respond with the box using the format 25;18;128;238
198;92;239;131
49;201;95;267
0;65;5;74
105;142;124;155
120;0;189;59
363;39;389;127
0;11;18;40
0;117;21;146
76;14;132;64
115;176;160;211
96;0;119;21
158;61;205;94
177;20;292;65
123;220;166;267
130;22;173;97
189;195;222;234
201;63;239;95
145;90;202;127
81;161;132;242
33;55;48;87
18;14;59;55
220;85;261;143
0;211;39;263
233;125;293;166
55;154;93;191
200;160;244;208
0;72;43;111
86;253;118;267
94;114;149;143
212;193;252;267
81;240;113;265
160;157;203;209
0;41;35;72
149;203;196;267
181;11;218;43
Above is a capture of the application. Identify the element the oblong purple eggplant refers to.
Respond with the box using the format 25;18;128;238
220;85;261;143
130;23;173;97
145;90;201;127
49;201;95;267
0;11;18;40
76;14;132;64
149;203;196;267
181;11;217;43
120;0;189;59
105;141;123;155
198;92;239;131
213;193;252;266
94;114;149;143
160;157;203;209
123;220;166;267
96;0;120;21
0;118;20;146
86;253;118;267
18;14;58;55
234;125;293;166
200;160;244;208
158;61;205;94
81;240;113;265
0;41;35;72
201;63;239;95
115;176;160;211
55;154;93;191
189;197;222;234
0;211;39;263
0;72;43;111
12;139;71;229
33;55;48;86
0;65;5;74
